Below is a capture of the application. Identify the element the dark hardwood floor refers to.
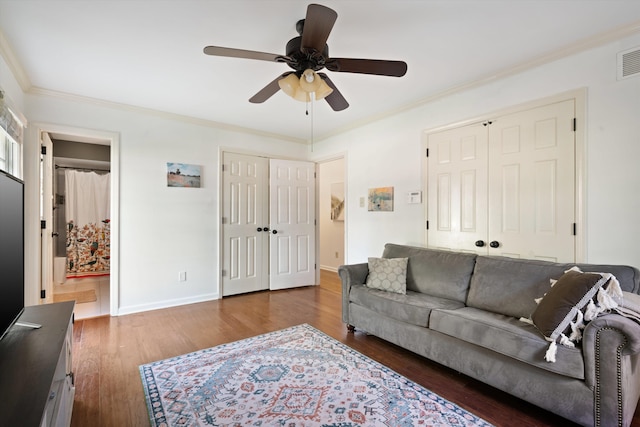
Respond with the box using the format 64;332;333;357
70;271;640;426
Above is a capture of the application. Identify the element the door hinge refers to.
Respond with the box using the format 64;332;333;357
426;220;429;230
221;164;225;172
573;118;577;132
572;223;577;236
425;148;429;157
41;220;46;229
221;217;227;224
221;269;226;277
41;145;47;155
40;290;46;299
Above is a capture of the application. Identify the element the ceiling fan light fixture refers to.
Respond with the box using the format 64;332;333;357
278;73;301;98
293;88;311;102
314;79;333;100
299;68;321;92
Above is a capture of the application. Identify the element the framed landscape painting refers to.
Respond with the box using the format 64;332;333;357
167;162;201;188
368;187;394;211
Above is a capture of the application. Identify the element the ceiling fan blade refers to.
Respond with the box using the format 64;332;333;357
300;4;337;54
326;58;408;77
318;73;349;111
203;46;283;62
249;73;293;103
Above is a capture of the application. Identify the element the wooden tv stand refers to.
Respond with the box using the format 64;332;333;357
0;301;75;427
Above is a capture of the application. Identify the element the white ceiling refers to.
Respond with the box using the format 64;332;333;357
1;1;640;142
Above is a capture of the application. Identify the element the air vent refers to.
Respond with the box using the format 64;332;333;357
617;46;640;80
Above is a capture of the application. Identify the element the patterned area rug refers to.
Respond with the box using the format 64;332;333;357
139;324;493;426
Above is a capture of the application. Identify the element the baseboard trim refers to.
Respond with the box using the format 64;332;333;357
116;293;219;316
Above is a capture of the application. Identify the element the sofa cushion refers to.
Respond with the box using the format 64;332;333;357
531;268;611;343
466;256;568;319
349;284;464;328
366;257;408;294
467;256;640;319
429;307;585;379
381;243;476;303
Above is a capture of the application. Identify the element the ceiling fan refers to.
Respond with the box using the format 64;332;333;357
203;3;407;111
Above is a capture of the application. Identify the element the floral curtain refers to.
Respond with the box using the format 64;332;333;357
65;170;110;278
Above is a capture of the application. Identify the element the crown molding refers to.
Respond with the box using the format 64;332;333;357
28;86;307;144
0;28;31;92
316;19;640;142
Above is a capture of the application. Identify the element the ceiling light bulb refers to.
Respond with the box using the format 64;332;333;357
299;69;322;93
303;69;315;83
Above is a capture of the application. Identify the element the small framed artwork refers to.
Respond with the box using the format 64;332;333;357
368;186;394;211
331;182;345;221
167;162;201;188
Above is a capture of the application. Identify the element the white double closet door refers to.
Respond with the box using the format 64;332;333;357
222;152;316;296
426;99;576;262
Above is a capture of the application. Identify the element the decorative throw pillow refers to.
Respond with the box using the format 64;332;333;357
366;257;408;294
524;266;623;363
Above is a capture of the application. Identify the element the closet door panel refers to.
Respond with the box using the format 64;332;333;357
427;123;488;253
488;99;575;262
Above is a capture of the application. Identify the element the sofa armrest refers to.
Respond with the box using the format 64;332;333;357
338;263;368;324
582;314;640;426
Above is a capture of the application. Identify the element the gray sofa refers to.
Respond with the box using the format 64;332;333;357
339;243;640;427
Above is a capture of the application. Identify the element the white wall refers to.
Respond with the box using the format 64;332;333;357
7;29;640;316
24;93;308;314
318;158;345;271
311;32;640;269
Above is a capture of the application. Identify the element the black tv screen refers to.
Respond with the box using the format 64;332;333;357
0;169;24;341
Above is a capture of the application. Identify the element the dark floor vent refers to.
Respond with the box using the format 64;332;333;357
618;46;640;80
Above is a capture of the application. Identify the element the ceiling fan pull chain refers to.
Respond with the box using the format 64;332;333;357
310;92;314;152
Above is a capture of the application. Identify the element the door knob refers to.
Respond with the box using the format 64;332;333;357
272;230;278;234
475;240;485;247
490;241;500;248
257;227;262;232
263;227;269;232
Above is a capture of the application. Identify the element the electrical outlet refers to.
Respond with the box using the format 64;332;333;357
360;197;365;208
178;271;187;282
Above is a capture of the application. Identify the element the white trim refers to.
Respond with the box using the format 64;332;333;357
314;152;347;280
29;87;306;145
318;22;640;142
28;122;121;316
0;29;31;92
116;293;219;317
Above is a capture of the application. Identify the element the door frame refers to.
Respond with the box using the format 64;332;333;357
421;88;586;262
314;153;347;283
26;122;120;314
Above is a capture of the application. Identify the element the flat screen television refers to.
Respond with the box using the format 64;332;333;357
0;169;24;341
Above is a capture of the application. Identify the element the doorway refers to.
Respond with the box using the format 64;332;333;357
317;157;345;293
38;125;119;318
221;152;316;296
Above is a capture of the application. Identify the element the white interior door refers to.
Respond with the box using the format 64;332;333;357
426;99;576;262
488;99;575;262
426;123;488;253
41;132;53;303
222;153;269;296
269;159;316;290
